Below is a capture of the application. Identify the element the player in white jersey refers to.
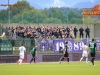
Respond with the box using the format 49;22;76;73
79;43;89;63
17;44;26;66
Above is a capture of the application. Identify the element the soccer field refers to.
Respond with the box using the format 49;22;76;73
0;62;100;75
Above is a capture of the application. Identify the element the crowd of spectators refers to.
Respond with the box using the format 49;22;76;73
5;25;90;39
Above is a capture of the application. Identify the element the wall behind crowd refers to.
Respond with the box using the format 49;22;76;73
1;23;100;38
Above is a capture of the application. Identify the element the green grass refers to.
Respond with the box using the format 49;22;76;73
0;62;100;75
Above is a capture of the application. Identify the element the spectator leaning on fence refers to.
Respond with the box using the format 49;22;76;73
79;27;84;38
74;26;78;38
5;25;92;39
85;26;90;38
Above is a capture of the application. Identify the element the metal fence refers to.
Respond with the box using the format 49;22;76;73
0;38;35;55
0;38;100;55
0;38;57;55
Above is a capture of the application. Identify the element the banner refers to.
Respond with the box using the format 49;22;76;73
39;39;100;53
53;39;65;52
68;39;87;52
38;39;53;51
53;39;87;52
95;39;100;50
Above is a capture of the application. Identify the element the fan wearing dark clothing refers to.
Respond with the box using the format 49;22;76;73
79;27;84;38
85;26;90;38
74;26;78;38
59;42;70;64
30;45;37;64
66;27;70;38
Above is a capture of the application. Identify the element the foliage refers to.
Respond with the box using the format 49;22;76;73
0;0;100;24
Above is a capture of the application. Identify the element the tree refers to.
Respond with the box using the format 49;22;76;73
48;8;67;23
70;17;82;24
84;16;100;24
8;0;33;16
0;10;8;23
68;10;82;24
1;0;96;24
43;17;62;24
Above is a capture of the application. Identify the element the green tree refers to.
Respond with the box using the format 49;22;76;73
43;17;62;24
84;16;100;24
0;10;8;23
9;0;33;15
68;10;82;24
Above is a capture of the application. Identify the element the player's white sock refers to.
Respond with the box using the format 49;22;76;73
80;57;83;61
86;58;88;63
19;59;22;64
18;59;21;63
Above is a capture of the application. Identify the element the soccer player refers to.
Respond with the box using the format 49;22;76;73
59;42;70;64
17;43;26;66
30;45;37;64
79;43;89;63
89;38;97;66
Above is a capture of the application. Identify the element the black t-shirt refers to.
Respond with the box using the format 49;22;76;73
74;28;78;33
65;45;68;54
85;28;90;33
37;28;41;32
79;28;84;33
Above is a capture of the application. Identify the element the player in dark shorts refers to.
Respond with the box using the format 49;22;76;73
89;38;97;65
30;45;37;64
59;42;70;64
